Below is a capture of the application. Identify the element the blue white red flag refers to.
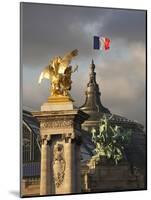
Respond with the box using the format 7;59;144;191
93;36;110;50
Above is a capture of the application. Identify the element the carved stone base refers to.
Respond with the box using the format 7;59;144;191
32;107;89;195
41;96;74;111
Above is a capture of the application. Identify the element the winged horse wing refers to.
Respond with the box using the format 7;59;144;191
38;65;51;84
58;49;78;74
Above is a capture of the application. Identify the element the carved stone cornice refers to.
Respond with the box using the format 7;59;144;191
32;109;89;125
40;119;73;129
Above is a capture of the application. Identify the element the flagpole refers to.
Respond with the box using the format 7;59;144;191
92;36;99;64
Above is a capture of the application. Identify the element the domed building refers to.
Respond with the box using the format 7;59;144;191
80;60;146;192
80;60;144;132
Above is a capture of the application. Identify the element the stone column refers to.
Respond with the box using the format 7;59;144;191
84;173;88;191
40;136;51;195
76;139;81;193
63;135;74;193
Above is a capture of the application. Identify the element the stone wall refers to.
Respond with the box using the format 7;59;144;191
21;178;40;197
81;159;146;192
22;159;145;197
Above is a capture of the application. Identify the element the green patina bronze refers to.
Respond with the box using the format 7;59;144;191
91;115;132;165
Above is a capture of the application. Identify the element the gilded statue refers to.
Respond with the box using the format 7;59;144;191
38;49;78;96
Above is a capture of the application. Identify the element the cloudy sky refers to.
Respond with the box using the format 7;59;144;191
21;3;146;126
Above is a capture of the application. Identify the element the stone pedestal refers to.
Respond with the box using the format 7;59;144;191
41;96;74;111
40;138;51;195
33;97;88;195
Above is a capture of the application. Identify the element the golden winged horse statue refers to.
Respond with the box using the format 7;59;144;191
38;49;78;96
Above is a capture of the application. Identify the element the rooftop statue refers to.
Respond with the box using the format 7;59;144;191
38;49;78;97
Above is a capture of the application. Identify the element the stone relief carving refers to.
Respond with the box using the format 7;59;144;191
41;119;73;129
53;144;65;188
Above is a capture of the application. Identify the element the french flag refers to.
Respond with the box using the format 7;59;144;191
93;36;110;50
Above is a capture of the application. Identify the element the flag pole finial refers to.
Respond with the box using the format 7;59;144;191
90;59;95;72
92;59;94;65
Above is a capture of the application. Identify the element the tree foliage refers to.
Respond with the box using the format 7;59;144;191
91;115;132;165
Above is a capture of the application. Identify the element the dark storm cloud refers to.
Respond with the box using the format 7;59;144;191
22;3;146;126
22;3;109;66
22;3;146;66
97;9;146;43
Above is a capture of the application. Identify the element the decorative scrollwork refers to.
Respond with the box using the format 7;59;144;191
41;119;73;129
